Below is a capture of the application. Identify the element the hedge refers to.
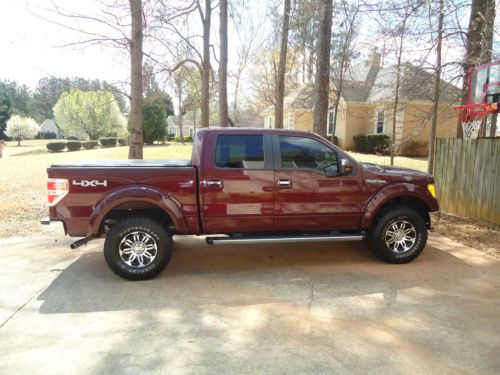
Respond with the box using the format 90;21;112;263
100;137;118;147
66;141;82;151
183;136;193;142
83;140;99;150
353;134;390;154
46;142;66;152
66;136;79;140
118;138;128;146
174;136;181;142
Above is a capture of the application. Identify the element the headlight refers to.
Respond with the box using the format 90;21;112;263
427;184;436;198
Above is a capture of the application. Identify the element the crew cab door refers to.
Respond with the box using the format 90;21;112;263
200;133;274;233
272;134;363;231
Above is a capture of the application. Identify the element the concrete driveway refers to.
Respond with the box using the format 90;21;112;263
0;234;499;374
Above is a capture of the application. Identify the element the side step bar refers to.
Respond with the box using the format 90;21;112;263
206;233;365;245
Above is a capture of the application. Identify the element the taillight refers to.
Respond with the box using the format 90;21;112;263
47;178;69;206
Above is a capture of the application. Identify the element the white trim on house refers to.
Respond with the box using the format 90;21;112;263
327;109;335;136
374;108;385;134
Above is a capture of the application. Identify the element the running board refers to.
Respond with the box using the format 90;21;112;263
206;233;365;245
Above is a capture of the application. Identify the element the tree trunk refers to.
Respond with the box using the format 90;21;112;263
201;0;211;128
178;90;184;142
219;0;228;127
390;19;406;166
458;0;496;137
312;0;333;137
17;137;21;147
428;0;444;174
128;0;144;159
275;0;291;129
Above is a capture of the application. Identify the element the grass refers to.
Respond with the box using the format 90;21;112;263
0;144;192;237
0;142;427;237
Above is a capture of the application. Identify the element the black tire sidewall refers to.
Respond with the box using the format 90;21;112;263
372;208;427;263
104;217;171;280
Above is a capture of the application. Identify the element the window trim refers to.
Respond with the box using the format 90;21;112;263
213;133;273;171
327;109;335;136
375;109;385;134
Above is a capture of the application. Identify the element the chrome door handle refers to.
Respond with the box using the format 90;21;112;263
277;179;291;188
203;179;223;188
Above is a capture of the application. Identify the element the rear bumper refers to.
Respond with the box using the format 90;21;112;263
429;210;440;230
40;217;66;236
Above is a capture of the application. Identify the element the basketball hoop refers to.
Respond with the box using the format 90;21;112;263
454;102;498;139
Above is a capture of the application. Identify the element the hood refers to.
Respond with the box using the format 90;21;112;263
361;163;433;183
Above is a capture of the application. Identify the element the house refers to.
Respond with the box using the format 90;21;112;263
261;52;460;155
40;119;62;139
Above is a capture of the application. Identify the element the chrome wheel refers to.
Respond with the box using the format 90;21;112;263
119;231;158;268
384;220;416;253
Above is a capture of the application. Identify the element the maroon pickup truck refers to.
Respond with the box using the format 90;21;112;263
45;128;439;280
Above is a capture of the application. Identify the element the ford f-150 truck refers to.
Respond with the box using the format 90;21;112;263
45;128;439;280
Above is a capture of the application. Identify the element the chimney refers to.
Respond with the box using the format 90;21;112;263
368;50;381;67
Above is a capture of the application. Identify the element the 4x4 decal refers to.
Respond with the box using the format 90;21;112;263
72;180;108;187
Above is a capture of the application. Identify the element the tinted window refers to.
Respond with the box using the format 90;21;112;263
279;136;338;174
215;135;265;169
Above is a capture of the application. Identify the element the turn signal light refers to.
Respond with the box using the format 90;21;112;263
427;184;436;198
47;178;68;206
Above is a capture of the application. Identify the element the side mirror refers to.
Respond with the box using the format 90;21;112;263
341;158;353;175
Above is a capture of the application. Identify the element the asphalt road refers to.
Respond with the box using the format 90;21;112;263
0;233;499;374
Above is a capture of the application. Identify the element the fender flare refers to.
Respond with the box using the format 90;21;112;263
361;182;435;229
87;184;188;236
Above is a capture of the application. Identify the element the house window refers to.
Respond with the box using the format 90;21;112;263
327;109;335;136
267;116;273;129
376;109;385;133
287;112;294;129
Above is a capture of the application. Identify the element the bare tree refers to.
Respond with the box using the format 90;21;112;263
275;0;291;129
219;0;228;127
330;0;360;142
428;0;444;174
128;0;144;159
201;0;212;128
312;0;333;137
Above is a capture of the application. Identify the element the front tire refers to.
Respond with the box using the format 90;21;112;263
370;208;427;264
104;216;172;280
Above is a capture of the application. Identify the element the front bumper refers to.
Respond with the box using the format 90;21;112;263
429;210;440;230
40;217;65;236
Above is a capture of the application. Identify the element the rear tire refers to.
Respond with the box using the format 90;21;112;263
369;207;427;264
104;216;172;280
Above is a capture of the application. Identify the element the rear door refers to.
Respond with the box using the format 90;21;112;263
200;133;274;233
273;134;363;231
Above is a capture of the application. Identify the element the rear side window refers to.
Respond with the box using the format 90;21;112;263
215;135;265;169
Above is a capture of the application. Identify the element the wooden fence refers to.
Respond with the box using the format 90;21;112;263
433;138;500;224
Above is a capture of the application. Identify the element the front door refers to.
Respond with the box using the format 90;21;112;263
201;133;274;233
273;134;363;231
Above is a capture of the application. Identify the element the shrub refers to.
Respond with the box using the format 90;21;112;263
174;136;181;142
41;131;57;139
46;142;66;152
118;137;128;146
100;137;117;147
83;140;99;150
353;134;390;154
183;136;193;142
167;136;175;142
353;134;368;153
66;136;79;140
402;139;428;156
66;141;82;151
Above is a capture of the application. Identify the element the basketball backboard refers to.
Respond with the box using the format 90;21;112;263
468;60;500;106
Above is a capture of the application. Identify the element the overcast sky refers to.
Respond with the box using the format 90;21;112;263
0;0;130;88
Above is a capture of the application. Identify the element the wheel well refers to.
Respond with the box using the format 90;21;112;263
373;196;431;228
99;202;175;235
